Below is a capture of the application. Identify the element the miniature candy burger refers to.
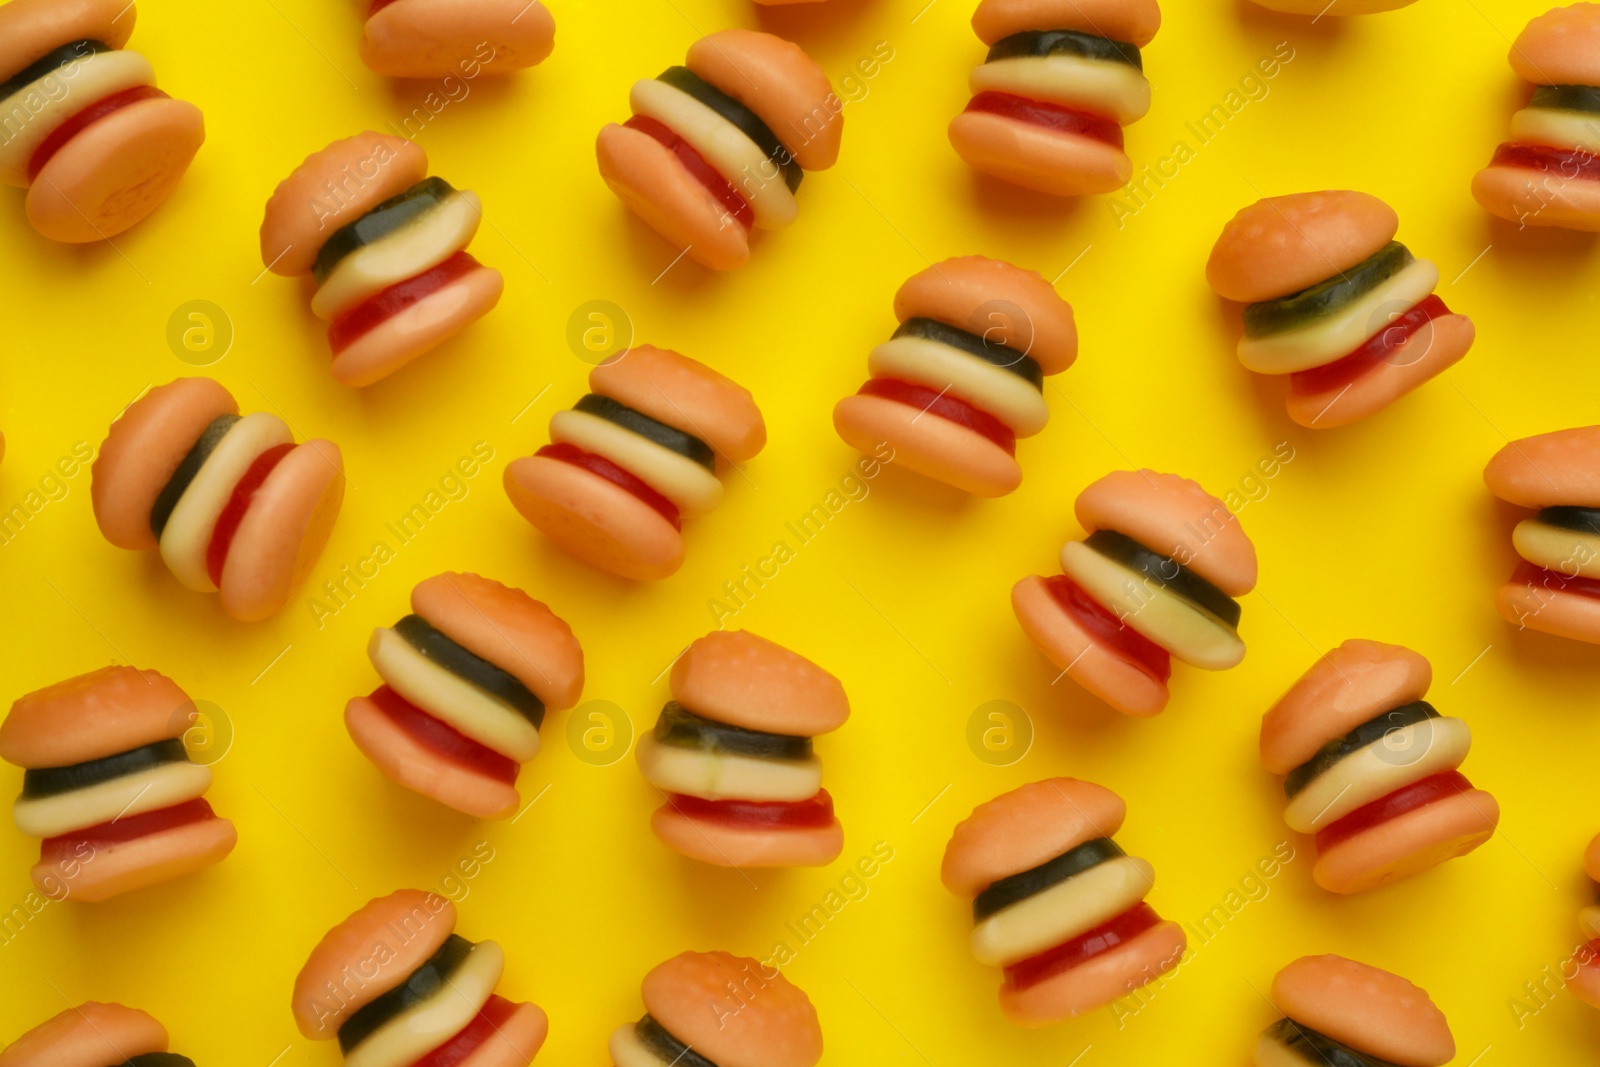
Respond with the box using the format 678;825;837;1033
1257;955;1453;1067
0;0;204;243
942;778;1184;1026
261;132;503;387
360;0;554;80
609;950;822;1067
1207;191;1473;429
638;631;847;868
293;889;548;1067
91;378;344;621
1261;640;1498;895
0;1002;195;1066
1012;469;1256;717
596;29;842;271
1473;4;1600;231
832;256;1077;497
347;572;584;819
1484;425;1600;643
0;666;236;903
1574;832;1600;1009
504;345;765;581
947;0;1159;196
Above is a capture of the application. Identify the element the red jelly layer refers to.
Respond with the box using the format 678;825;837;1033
1003;902;1161;993
1491;142;1600;182
28;85;169;182
370;685;520;785
536;442;682;530
328;251;481;354
409;995;521;1067
667;789;836;829
858;377;1017;456
205;442;295;587
39;798;215;865
1315;771;1474;854
1290;295;1452;396
1512;560;1600;600
1044;575;1172;684
965;91;1124;149
624;114;754;231
1584;940;1600;970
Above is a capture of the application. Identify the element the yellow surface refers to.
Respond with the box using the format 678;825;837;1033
1;0;1598;1062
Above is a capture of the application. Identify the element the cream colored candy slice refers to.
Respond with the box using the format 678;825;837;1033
13;759;212;838
158;412;294;591
1510;107;1600;153
610;1023;673;1067
1237;258;1442;375
368;627;541;762
344;940;503;1067
1581;904;1600;938
970;855;1154;967
0;49;155;187
868;335;1050;436
968;54;1151;126
1282;716;1472;834
1059;540;1245;669
549;408;723;516
634;732;822;802
311;191;483;320
1512;518;1600;578
630;78;798;231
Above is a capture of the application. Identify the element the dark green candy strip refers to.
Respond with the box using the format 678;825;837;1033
1531;85;1600;115
1534;506;1600;535
654;701;812;761
149;414;241;538
1;40;109;100
22;738;189;799
312;176;457;284
985;29;1142;72
1264;1017;1401;1067
1283;701;1439;799
1243;242;1414;338
972;837;1125;921
394;615;545;728
892;318;1044;390
338;935;474;1053
1083;529;1242;629
574;394;715;470
656;66;803;194
636;1014;720;1067
124;1055;198;1067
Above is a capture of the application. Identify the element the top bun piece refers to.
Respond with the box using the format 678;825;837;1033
260;132;504;387
360;0;555;80
1473;4;1600;231
833;256;1078;498
0;1002;190;1067
1207;191;1472;429
947;0;1160;196
1259;955;1454;1067
596;29;842;270
609;950;824;1067
0;0;204;242
1245;0;1416;15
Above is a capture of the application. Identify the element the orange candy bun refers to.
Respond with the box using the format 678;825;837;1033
344;693;521;819
361;0;555;80
459;1001;549;1067
1571;962;1600;1010
0;665;189;768
504;452;685;580
1472;165;1600;232
1010;574;1170;716
218;439;344;622
1497;578;1600;641
292;889;457;1040
1074;469;1257;596
670;630;848;735
1259;639;1432;776
39;814;238;903
1270;955;1454;1067
998;919;1186;1026
893;256;1078;375
0;1002;166;1067
328;264;505;388
971;0;1161;46
589;346;766;464
946;110;1133;198
1585;831;1600;882
942;778;1125;899
640;951;823;1067
1284;313;1475;430
1207;191;1399;304
1483;425;1600;509
0;0;136;78
650;805;844;868
833;392;1021;497
1312;787;1499;894
595;122;751;272
1509;3;1600;85
685;30;841;172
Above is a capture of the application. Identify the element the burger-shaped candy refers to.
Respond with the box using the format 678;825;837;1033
360;0;554;79
0;1002;195;1066
347;572;584;819
1256;955;1454;1067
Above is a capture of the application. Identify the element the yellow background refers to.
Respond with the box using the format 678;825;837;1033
1;0;1597;1062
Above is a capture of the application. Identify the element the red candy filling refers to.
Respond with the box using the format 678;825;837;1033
858;377;1017;455
1512;560;1600;600
369;685;520;785
409;995;521;1067
39;798;216;865
205;442;295;588
536;442;682;530
667;789;836;829
624;114;754;231
1002;902;1162;993
1491;142;1600;182
1290;295;1453;396
964;91;1124;149
327;251;482;355
27;85;169;182
1043;575;1172;684
1314;770;1475;854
